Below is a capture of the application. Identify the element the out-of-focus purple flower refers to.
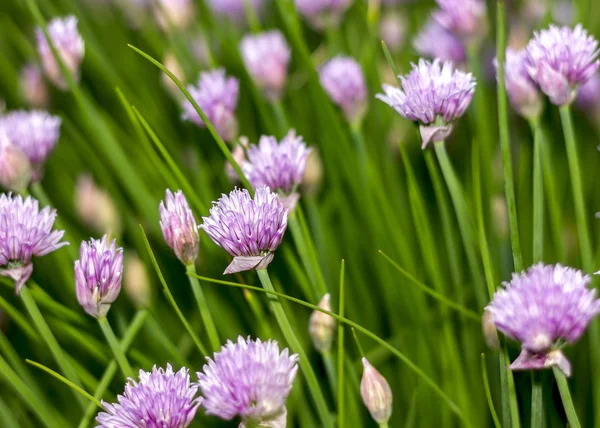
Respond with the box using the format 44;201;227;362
159;190;199;265
75;174;121;236
377;59;476;148
152;0;194;30
319;56;367;123
295;0;352;30
207;0;263;23
413;17;466;64
200;187;288;274
309;293;336;352
124;252;151;309
241;31;291;101
74;235;123;318
0;110;61;181
433;0;487;40
243;130;311;211
525;24;600;106
20;64;49;108
495;48;543;120
198;336;298;426
0;194;68;293
575;74;600;111
360;358;393;424
97;364;201;427
36;16;85;90
486;263;600;376
182;69;239;142
0;132;32;192
380;13;407;53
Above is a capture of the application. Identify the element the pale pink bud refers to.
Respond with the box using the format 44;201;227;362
20;64;50;108
360;358;393;424
75;174;121;237
0;132;32;192
124;252;151;309
308;294;335;352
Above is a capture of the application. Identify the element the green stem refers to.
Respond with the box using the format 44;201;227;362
337;260;345;427
272;100;289;136
496;2;523;272
480;354;501;428
186;264;221;352
97;317;134;379
20;285;86;409
531;120;544;262
322;350;338;399
378;423;389;428
553;368;581;428
256;269;333;428
531;372;543;428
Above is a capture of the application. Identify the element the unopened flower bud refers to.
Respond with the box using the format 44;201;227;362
0;131;32;192
75;174;121;237
153;0;194;30
20;64;49;108
360;358;393;424
308;293;335;352
225;138;248;184
162;52;186;99
124;252;151;309
301;149;324;197
159;190;199;265
482;310;499;350
380;13;407;53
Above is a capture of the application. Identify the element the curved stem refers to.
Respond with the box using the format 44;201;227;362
256;269;333;428
186;264;221;352
98;317;134;379
553;368;581;428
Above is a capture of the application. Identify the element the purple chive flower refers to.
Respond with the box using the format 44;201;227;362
433;0;487;40
575;73;600;111
243;131;311;211
159;190;199;265
377;58;476;148
0;110;61;181
319;56;368;123
240;31;291;101
198;336;298;426
0;132;32;192
495;48;543;120
413;17;466;65
486;263;600;376
207;0;263;23
36;16;85;90
200;186;288;274
295;0;351;30
361;358;393;424
97;364;201;428
74;235;123;318
525;24;600;106
182;69;239;142
20;64;49;108
0;194;68;293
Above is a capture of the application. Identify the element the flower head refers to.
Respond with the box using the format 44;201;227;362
0;132;32;192
413;17;466;64
182;69;239;142
243;131;311;210
207;0;263;23
20;64;49;108
75;174;120;236
495;48;543;120
309;293;336;352
433;0;487;40
159;190;199;265
360;358;393;424
486;263;600;376
0;110;61;181
36;16;85;89
241;31;291;101
97;364;201;427
525;24;600;106
200;187;288;274
74;235;123;318
198;336;298;425
0;194;68;293
295;0;351;29
319;56;368;123
377;58;476;148
575;73;600;111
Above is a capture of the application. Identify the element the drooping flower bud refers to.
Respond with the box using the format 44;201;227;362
0;132;32;192
75;174;121;237
360;358;393;424
124;252;151;309
159;190;200;265
308;294;335;353
75;235;123;318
